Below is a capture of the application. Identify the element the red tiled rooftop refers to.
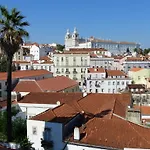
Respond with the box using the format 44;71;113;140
88;68;105;73
14;80;42;92
18;92;83;105
126;57;149;61
37;76;78;92
0;70;52;80
134;105;150;115
129;68;143;72
68;117;150;149
106;70;126;76
32;103;79;123
14;76;78;92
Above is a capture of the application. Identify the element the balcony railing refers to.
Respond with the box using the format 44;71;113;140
73;77;78;80
56;71;61;74
95;84;100;87
65;71;70;74
73;71;78;74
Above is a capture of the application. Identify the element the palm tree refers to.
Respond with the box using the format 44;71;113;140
0;6;29;142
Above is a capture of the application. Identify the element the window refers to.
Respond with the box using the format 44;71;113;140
113;81;115;85
138;76;140;80
101;89;104;93
96;89;98;93
117;81;120;85
32;127;37;135
113;89;115;93
108;81;110;85
62;68;64;73
122;81;124;85
0;83;1;89
61;57;63;61
73;57;76;62
0;91;2;97
108;89;110;93
90;89;92;93
44;128;51;141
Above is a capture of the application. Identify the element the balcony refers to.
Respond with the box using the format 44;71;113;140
65;71;70;74
73;71;78;74
73;77;78;80
56;71;61;74
95;84;100;88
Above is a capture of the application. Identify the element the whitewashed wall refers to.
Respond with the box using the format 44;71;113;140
27;120;64;150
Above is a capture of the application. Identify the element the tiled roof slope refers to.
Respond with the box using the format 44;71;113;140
14;76;78;92
37;76;78;92
106;70;126;76
18;92;83;105
69;117;150;149
32;103;79;124
30;93;131;123
0;70;52;80
14;80;42;92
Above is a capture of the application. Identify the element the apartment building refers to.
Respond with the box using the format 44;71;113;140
85;68;132;93
53;51;90;85
14;56;54;72
123;56;150;73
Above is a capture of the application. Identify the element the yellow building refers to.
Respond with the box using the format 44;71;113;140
128;68;150;87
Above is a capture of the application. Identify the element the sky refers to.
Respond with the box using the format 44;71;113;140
0;0;150;48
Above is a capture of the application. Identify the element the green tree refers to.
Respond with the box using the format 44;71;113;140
143;48;150;55
0;6;29;142
56;44;65;51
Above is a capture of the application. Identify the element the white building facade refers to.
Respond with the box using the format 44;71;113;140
53;52;90;85
123;58;150;73
30;45;52;60
85;68;132;93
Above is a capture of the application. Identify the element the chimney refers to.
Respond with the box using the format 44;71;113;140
74;127;80;140
56;101;61;105
83;92;87;97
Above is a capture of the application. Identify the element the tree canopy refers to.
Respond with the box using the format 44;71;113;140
56;44;65;51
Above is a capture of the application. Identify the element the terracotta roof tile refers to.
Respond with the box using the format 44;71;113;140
14;76;78;92
18;92;83;105
126;57;149;61
69;117;150;149
106;70;126;76
129;68;143;72
31;103;79;123
14;80;42;92
134;105;150;115
88;68;105;73
37;76;78;92
0;70;52;80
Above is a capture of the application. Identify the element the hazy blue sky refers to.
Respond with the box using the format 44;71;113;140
1;0;150;48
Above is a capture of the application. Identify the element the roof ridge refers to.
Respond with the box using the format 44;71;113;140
111;98;117;118
34;80;43;92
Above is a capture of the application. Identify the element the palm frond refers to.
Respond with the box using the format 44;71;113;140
0;6;10;20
